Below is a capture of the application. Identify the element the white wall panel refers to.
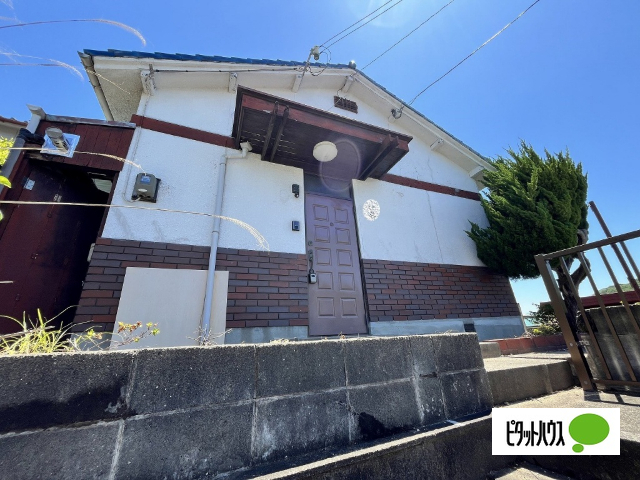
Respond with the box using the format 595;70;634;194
429;193;488;267
145;88;235;135
219;154;306;254
353;178;487;266
103;129;223;246
353;178;442;264
114;268;228;349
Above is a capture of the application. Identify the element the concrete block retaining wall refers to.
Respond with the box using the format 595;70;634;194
0;333;491;479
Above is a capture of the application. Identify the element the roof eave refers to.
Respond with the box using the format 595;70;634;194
80;49;492;174
78;51;115;121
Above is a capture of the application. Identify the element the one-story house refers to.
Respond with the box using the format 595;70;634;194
2;50;525;345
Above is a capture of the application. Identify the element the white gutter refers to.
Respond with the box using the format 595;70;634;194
78;52;114;121
201;141;252;340
120;93;151;205
0;105;44;197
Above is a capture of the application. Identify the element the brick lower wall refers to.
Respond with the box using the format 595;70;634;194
74;240;517;334
214;248;309;328
72;238;211;333
72;240;309;332
362;259;519;322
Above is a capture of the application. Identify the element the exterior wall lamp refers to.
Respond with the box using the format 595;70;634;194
313;141;338;162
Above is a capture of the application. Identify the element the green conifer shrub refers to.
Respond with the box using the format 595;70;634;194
467;141;588;279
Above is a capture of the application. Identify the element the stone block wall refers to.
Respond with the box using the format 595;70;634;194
0;333;492;479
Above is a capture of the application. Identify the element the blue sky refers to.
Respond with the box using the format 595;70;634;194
2;0;639;315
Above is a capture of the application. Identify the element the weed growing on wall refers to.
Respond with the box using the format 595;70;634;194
189;326;229;346
0;308;74;354
0;308;160;354
75;321;160;350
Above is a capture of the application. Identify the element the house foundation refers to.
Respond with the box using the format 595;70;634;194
73;238;522;343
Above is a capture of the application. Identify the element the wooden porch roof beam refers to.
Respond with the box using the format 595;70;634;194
239;93;411;149
269;107;289;163
261;102;279;160
358;134;399;180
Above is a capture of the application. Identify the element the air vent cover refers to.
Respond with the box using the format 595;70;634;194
334;96;358;114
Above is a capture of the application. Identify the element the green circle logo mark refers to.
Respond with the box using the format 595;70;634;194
569;413;610;453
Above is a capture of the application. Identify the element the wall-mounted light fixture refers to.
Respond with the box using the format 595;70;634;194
45;128;69;153
41;127;80;158
292;184;300;198
313;141;338;162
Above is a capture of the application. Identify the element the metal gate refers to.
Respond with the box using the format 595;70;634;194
535;203;640;392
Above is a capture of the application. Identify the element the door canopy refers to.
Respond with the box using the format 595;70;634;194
232;87;412;182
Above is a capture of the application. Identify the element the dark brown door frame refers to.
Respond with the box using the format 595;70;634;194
304;188;369;336
303;175;371;333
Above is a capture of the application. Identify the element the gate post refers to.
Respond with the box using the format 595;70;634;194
534;254;594;391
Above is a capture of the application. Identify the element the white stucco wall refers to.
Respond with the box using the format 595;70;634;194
352;178;487;267
137;85;480;191
102;128;221;246
386;142;479;192
144;88;236;136
219;153;306;254
102;82;485;262
102;127;305;253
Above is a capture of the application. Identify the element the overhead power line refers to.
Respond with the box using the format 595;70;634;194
323;0;406;50
406;0;542;106
320;0;397;47
362;0;457;71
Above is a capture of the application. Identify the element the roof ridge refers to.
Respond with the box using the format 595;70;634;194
83;49;351;69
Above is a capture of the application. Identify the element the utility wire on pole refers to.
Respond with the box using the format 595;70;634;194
303;1;405;79
362;0;456;71
323;0;406;49
407;0;542;106
320;0;397;47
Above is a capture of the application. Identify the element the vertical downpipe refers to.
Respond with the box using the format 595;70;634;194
201;142;252;340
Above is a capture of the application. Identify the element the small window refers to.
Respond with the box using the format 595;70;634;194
92;178;112;194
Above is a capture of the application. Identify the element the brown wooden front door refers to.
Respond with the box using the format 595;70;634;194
0;161;109;333
305;193;367;336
